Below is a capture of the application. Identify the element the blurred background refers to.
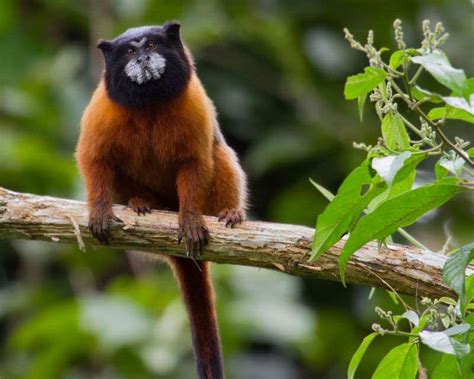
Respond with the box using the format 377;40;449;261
0;0;472;378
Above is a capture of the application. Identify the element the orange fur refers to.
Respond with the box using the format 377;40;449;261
76;60;246;379
77;74;246;215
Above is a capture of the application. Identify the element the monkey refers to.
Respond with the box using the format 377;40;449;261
75;21;247;379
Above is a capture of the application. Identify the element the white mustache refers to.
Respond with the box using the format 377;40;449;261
124;53;166;85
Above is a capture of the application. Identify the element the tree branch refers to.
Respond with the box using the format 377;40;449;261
0;187;470;299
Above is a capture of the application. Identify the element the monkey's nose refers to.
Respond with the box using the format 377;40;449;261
137;58;142;63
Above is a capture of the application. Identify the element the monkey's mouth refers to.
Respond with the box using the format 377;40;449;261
124;53;167;85
141;66;155;82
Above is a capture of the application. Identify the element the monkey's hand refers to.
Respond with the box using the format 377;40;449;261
178;210;210;258
88;206;123;245
128;197;152;216
218;208;245;228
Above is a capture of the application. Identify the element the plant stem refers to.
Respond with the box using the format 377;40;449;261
402;62;413;101
398;114;428;141
462;167;474;177
389;78;474;168
385;330;420;338
397;228;431;251
409;66;424;85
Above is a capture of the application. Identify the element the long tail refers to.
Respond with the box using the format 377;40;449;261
168;256;224;379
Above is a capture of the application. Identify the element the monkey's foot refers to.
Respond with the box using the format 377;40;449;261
89;208;123;245
178;211;210;258
218;208;245;228
128;197;152;216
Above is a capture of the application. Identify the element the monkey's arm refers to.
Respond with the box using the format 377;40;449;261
76;95;122;244
176;159;212;256
78;155;121;244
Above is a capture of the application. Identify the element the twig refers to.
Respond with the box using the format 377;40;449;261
66;215;86;252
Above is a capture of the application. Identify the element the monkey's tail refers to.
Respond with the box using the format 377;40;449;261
168;256;224;379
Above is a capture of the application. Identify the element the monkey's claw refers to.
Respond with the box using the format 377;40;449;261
88;211;123;245
128;197;152;216
178;211;210;258
218;208;245;228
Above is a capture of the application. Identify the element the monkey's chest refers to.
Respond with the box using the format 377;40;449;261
113;126;180;193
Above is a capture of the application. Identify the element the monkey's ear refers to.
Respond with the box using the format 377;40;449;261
97;39;113;53
163;21;181;40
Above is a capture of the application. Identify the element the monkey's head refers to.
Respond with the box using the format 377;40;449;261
97;21;192;108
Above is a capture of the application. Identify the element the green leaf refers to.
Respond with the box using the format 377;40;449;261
466;274;474;306
387;291;399;305
420;330;471;357
443;243;474;313
411;85;443;103
372;343;418;379
400;310;419;327
389;49;419;70
339;183;466;282
411;314;430;336
344;67;387;100
435;158;449;181
438;297;458;306
462;78;474;99
438;156;465;176
428;106;474;123
432;355;463;379
444;323;471;336
347;332;378;379
381;113;410;150
309;178;335;201
411;51;467;94
311;161;386;259
387;154;426;197
372;152;411;186
389;51;405;70
358;93;367;122
368;153;427;213
442;95;474;116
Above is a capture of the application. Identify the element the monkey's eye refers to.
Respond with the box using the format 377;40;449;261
127;47;136;56
145;41;155;50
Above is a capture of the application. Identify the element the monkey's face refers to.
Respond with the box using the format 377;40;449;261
122;37;167;85
98;21;192;108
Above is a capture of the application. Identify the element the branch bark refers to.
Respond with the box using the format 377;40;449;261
0;187;470;299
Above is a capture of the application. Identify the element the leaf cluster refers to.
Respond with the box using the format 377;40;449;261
311;19;474;378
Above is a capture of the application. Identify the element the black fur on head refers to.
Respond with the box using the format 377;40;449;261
98;21;192;108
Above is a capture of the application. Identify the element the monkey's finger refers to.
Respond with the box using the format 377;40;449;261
200;226;209;247
185;236;194;257
218;209;228;222
196;228;205;252
111;214;124;224
92;226;109;245
100;224;111;245
191;227;200;256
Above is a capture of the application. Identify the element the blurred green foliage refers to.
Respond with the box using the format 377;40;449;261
0;0;472;378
